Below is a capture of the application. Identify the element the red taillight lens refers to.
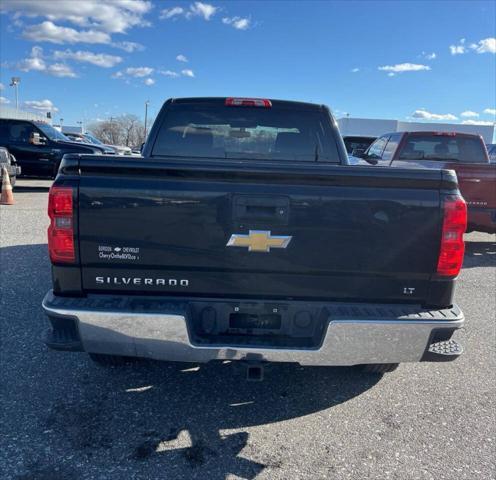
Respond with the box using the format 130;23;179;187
225;97;272;108
48;186;75;263
437;195;467;277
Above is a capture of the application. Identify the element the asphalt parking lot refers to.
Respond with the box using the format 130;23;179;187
1;179;495;480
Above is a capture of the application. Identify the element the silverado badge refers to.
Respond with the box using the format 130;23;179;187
226;230;292;253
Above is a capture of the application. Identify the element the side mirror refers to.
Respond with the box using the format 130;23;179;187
351;147;366;158
30;132;47;146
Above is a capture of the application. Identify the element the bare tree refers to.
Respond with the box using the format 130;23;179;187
87;119;121;145
119;114;146;147
87;114;148;148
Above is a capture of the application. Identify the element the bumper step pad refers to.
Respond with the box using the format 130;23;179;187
424;339;463;362
45;316;83;352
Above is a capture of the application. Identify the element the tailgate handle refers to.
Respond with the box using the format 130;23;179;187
233;196;289;223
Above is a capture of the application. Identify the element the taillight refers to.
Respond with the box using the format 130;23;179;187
437;195;467;276
48;186;75;263
225;97;272;108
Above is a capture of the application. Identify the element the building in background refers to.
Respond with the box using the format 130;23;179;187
337;117;496;143
0;105;51;123
61;125;83;134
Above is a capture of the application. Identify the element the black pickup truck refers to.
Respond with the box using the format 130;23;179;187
0;119;109;178
42;97;466;376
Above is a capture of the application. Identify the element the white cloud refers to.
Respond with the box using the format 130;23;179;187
470;37;496;54
0;96;10;104
422;51;436;60
54;49;122;68
181;69;195;77
351;68;360;73
23;21;111;45
159;70;180;78
387;72;395;77
378;63;431;73
450;37;495;56
24;99;58;112
483;108;496;116
188;2;217;20
160;6;184;19
16;46;77;77
3;1;150;50
17;46;46;71
449;38;466;55
461;120;495;126
460;111;479;118
113;66;154;81
412;109;458;121
222;16;250;30
176;54;188;62
112;41;144;53
0;83;4;90
144;78;155;86
0;0;151;34
161;3;218;21
450;45;466;55
125;66;154;77
46;63;77;77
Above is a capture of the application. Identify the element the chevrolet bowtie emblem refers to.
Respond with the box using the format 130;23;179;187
226;230;292;253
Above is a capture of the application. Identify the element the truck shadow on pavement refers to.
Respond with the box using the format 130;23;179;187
463;240;496;269
61;359;382;480
0;244;395;479
14;184;51;193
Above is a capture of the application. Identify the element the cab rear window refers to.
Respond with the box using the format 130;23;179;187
398;134;487;163
152;104;339;162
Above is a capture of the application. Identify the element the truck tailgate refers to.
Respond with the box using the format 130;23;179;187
450;162;496;210
76;158;447;304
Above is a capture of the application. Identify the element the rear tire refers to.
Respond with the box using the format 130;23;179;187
89;353;134;367
361;363;399;374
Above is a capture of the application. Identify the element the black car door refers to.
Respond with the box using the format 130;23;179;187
1;120;56;177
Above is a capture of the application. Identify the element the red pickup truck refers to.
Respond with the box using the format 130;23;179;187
353;131;496;233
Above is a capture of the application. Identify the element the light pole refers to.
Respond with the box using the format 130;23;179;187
9;77;20;110
144;100;150;140
109;116;114;144
77;120;83;133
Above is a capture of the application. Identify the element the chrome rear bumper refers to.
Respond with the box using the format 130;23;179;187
42;291;464;366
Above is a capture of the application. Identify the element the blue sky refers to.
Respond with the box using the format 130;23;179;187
0;0;495;128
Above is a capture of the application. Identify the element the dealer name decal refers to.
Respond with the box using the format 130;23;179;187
98;245;140;261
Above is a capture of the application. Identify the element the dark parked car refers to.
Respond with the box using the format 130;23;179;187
0;119;105;178
0;146;21;187
354;131;496;234
43;97;465;376
342;135;376;154
63;132;116;155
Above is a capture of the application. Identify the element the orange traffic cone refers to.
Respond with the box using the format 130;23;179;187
0;167;14;205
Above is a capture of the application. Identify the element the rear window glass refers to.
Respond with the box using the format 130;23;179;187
398;134;487;163
367;136;388;158
152;104;339;162
343;136;375;154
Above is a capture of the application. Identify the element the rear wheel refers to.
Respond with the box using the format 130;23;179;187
361;363;399;374
89;353;135;367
